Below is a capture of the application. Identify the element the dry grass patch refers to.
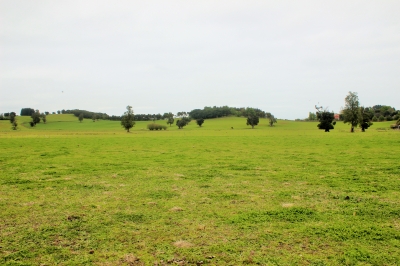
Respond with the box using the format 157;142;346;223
169;206;183;212
173;240;193;248
281;203;294;208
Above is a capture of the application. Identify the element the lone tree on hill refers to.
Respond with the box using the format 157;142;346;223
315;105;336;132
342;91;360;132
245;108;259;129
196;118;204;127
79;113;84;123
266;113;277;126
121;105;135;132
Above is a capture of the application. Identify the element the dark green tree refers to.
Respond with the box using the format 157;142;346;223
92;114;96;122
9;112;16;124
20;108;35;116
245;108;259;129
176;117;190;129
121;105;135;132
316;106;336;132
31;110;41;125
196;118;204;127
359;107;373;132
342;91;360;132
79;113;84;122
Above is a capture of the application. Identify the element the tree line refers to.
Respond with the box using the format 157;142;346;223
304;104;399;122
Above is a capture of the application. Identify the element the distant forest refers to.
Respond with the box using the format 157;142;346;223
0;105;398;122
1;106;268;121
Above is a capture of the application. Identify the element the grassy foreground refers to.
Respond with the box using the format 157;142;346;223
1;115;399;265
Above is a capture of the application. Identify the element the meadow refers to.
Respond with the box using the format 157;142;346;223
0;115;399;265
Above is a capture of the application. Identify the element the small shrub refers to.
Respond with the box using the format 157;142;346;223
147;123;167;131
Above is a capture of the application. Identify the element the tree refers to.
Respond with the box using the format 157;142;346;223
31;110;41;125
11;119;18;130
266;113;277;126
79;113;84;122
9;112;16;124
315;106;336;132
342;91;360;132
92;114;96;122
359;107;373;132
20;108;35;116
121;105;135;132
41;113;47;124
166;112;174;127
176;117;190;129
245;108;259;129
196;118;204;127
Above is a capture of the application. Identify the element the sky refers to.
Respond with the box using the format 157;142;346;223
1;0;399;119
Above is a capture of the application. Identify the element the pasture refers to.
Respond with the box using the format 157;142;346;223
1;115;399;265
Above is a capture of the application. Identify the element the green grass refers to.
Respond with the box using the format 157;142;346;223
1;116;399;265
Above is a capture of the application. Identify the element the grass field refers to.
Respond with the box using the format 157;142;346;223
1;115;399;265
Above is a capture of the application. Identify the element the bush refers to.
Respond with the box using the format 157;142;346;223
386;116;393;121
372;116;378;122
378;115;385;122
147;123;167;131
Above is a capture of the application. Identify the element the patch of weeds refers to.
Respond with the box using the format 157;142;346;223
147;190;178;199
2;178;32;185
115;212;145;223
210;193;241;200
72;183;107;190
231;207;318;226
308;223;400;241
2;249;36;264
310;261;328;266
229;165;252;170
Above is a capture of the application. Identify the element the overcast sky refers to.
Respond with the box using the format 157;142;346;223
1;1;399;119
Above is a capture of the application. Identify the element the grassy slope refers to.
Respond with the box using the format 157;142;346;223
0;116;399;265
